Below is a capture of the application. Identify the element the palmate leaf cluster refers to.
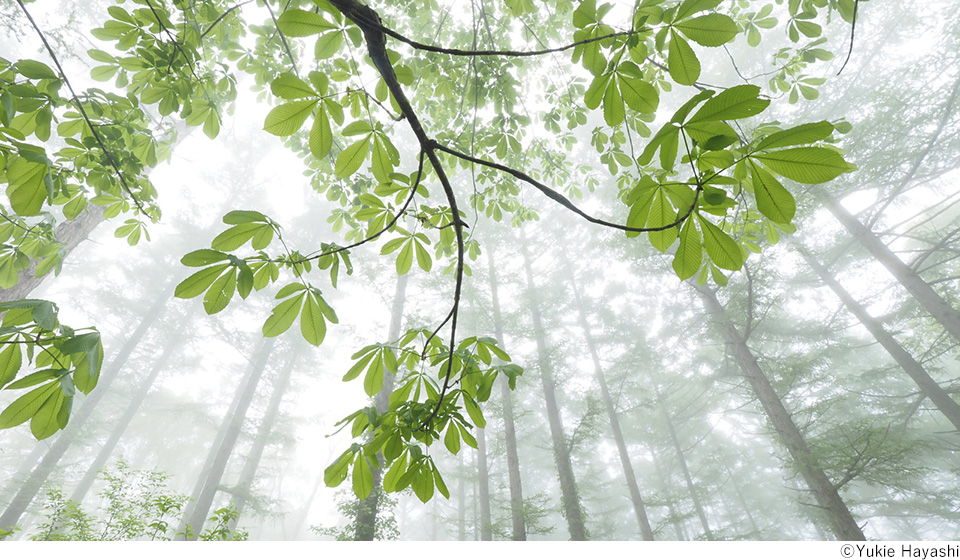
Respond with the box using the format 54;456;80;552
1;0;859;504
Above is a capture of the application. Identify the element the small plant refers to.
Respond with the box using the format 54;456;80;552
27;459;247;541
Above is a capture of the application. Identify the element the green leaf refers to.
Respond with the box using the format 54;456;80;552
0;381;58;429
463;395;486;429
584;74;609;110
668;30;700;85
755;121;834;150
262;293;305;337
181;249;231;267
749;160;796;223
309;109;333;158
223;210;269;224
335;136;371;178
687;84;769;123
270;72;316;99
618;75;659;113
264;100;318;136
432;463;450;499
315;31;344;60
646;188;679;252
675;0;721;21
6;159;49;216
276;9;336;37
672;217;702;280
674;13;738;47
211;222;274;251
383;453;408;492
699;216;743;271
324;451;352;487
175;264;230;299
300;292;327;346
414;239;432;272
396;241;413;275
352;454;373;499
371;136;393;184
752;147;848;184
15;59;58;80
602;78;625;126
31;388;65;440
203;269;236;314
444;423;462;454
0;343;22;389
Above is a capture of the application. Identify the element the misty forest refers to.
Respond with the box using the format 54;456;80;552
0;0;958;542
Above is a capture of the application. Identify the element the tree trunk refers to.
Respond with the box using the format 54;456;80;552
458;453;467;540
486;249;526;540
0;288;171;535
518;232;587;540
798;247;960;430
695;284;866;541
354;274;408;540
228;351;300;530
0;206;106;303
476;426;493;540
819;193;960;344
69;342;177;504
180;337;275;539
656;397;714;540
0;120;192;303
651;451;688;540
568;277;655;540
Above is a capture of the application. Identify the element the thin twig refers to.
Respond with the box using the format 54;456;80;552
15;0;147;215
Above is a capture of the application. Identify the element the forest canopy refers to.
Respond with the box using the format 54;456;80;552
1;0;960;543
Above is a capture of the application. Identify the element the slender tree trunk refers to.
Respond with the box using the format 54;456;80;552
695;284;866;541
354;274;408;540
228;351;299;530
458;453;467;541
180;337;275;539
726;468;760;536
798;247;960;430
486;249;526;540
818;193;960;344
799;248;960;430
0;121;191;303
69;342;177;503
476;427;493;540
518;232;587;540
0;288;171;534
0;207;106;303
656;398;714;540
569;277;655;540
651;451;688;540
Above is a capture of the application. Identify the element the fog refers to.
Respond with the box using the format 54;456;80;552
1;0;959;545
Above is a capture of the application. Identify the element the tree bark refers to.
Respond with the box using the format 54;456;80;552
180;337;275;539
0;288;171;535
486;248;526;540
354;273;408;540
69;342;177;504
798;247;960;431
476;426;493;540
518;232;587;540
695;284;866;541
656;397;714;540
568;277;655;540
819;193;960;344
227;351;299;530
651;451;688;540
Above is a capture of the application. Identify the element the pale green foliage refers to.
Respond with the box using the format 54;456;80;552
22;459;246;541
